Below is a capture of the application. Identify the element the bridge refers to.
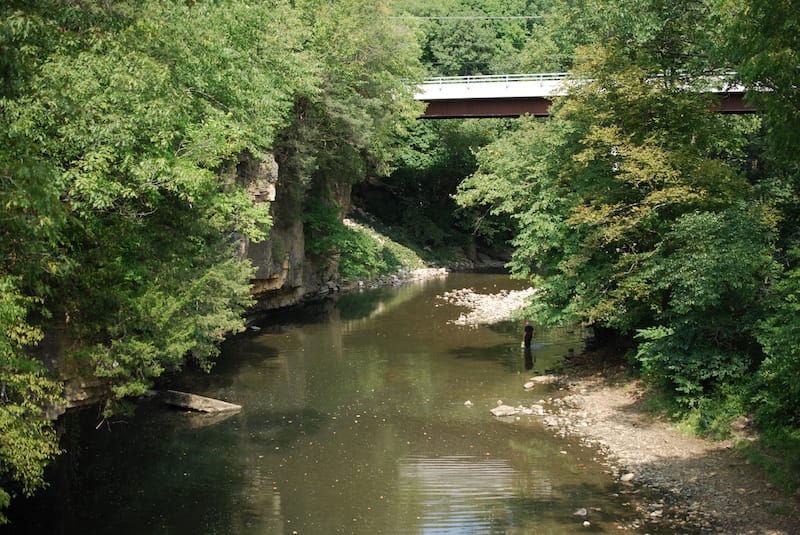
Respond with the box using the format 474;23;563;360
414;73;755;118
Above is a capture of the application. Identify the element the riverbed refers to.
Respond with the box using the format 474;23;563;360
5;272;669;534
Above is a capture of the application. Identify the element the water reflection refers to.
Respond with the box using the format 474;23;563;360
397;454;548;534
4;273;657;534
524;347;534;370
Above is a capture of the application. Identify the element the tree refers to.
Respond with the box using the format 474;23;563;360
723;0;800;158
456;0;776;410
277;0;423;273
0;0;307;518
721;0;800;431
394;0;539;76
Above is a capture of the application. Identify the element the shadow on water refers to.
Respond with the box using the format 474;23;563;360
448;327;588;376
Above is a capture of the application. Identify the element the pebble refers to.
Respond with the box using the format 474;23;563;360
438;287;536;325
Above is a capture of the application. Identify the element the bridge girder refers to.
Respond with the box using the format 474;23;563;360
420;92;756;119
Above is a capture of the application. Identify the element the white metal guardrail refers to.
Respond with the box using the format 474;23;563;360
421;73;570;85
414;73;746;101
415;73;571;100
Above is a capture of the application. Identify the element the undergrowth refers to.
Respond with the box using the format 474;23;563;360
637;374;800;493
736;428;800;494
338;217;425;280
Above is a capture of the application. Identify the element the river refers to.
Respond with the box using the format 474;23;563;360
6;272;655;534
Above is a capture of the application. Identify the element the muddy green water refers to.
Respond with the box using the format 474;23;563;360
7;272;653;534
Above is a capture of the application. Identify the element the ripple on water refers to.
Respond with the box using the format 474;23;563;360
396;455;553;533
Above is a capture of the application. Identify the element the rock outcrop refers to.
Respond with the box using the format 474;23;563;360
38;323;109;418
237;151;342;310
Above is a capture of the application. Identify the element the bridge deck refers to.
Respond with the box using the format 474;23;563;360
414;73;755;118
415;73;569;101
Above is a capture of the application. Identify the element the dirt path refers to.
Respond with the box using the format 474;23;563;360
443;285;800;534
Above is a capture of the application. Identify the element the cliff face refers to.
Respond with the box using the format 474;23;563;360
238;152;340;310
40;323;109;418
235;152;306;310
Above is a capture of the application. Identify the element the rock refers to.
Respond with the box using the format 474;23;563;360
523;381;535;390
464;400;473;407
155;390;242;413
573;508;588;517
439;286;536;326
620;472;635;482
490;404;519;417
528;374;560;385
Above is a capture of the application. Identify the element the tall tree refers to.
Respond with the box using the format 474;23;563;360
274;0;423;271
456;0;775;409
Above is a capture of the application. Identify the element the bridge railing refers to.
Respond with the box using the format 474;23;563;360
421;73;570;86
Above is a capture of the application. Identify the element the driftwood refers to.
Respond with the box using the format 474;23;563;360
153;390;242;413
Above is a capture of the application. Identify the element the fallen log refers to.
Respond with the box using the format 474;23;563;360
152;390;242;413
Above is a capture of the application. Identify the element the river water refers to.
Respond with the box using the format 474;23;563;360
7;272;653;534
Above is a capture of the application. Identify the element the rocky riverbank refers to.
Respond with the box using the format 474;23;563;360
444;284;800;534
533;353;800;534
438;285;536;325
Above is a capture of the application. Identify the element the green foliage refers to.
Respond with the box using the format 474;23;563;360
517;0;605;72
417;0;800;486
752;248;800;427
1;3;290;516
337;227;396;280
394;0;540;75
303;195;418;280
303;197;348;261
0;277;61;525
276;0;423;191
636;326;750;405
75;251;255;412
720;1;800;440
365;118;515;252
630;209;773;408
644;381;748;439
737;426;800;493
722;0;800;158
455;116;575;281
4;0;291;394
455;0;789;420
645;209;773;319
